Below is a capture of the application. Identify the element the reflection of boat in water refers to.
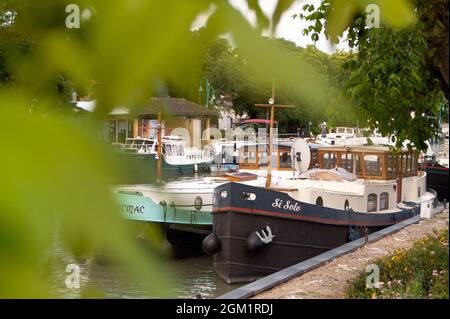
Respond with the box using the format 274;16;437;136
204;142;437;283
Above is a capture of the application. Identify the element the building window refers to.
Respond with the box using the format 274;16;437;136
316;196;323;206
108;120;117;143
367;193;377;212
380;192;389;210
344;199;350;211
117;120;128;143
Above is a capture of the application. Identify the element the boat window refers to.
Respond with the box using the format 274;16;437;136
344;199;350;211
380;192;389;210
387;154;395;176
242;145;257;166
346;128;353;134
271;151;278;168
316;196;323;206
280;150;292;168
337;128;345;133
258;150;268;167
330;128;336;133
367;193;377;212
340;153;353;172
354;154;361;175
364;155;381;176
401;154;407;174
310;149;319;168
241;192;256;201
178;145;184;156
165;145;172;156
406;153;413;174
412;154;418;173
418;187;421;198
172;145;179;156
323;152;336;169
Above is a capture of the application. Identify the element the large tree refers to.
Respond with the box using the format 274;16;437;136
298;0;448;150
196;34;346;133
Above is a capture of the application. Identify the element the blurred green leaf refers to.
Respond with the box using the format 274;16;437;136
272;0;296;32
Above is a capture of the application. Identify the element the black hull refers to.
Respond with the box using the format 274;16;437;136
164;224;211;258
207;183;419;284
419;164;449;202
426;171;449;202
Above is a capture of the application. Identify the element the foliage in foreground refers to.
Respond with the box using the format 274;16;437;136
345;228;449;299
0;0;419;297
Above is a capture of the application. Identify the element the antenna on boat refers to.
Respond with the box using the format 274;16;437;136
157;112;162;183
291;138;311;174
255;79;294;188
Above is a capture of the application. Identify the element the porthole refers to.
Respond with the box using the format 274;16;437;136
316;196;323;206
194;196;203;210
240;192;256;201
344;199;350;211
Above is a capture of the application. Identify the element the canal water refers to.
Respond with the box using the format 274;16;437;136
52;252;242;299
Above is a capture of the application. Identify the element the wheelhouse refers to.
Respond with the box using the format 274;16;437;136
238;143;294;171
238;143;318;171
317;146;418;180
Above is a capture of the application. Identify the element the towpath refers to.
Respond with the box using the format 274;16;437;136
253;209;449;299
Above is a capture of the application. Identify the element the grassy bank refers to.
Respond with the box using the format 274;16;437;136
345;227;449;299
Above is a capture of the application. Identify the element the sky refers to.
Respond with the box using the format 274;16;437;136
192;0;350;54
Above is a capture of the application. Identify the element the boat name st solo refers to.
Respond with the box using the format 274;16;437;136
272;198;302;212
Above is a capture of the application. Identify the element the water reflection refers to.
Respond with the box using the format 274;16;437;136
52;252;242;299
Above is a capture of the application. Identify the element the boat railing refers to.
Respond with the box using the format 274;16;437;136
204;133;299;144
112;142;154;154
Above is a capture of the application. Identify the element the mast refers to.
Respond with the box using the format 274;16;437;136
157;112;162;183
255;79;294;188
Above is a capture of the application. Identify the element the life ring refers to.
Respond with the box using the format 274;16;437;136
390;135;397;145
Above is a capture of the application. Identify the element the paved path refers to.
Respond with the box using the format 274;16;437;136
253;210;449;299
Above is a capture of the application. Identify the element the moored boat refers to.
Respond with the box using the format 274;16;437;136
203;143;436;283
114;136;215;183
419;156;449;202
112;141;319;256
